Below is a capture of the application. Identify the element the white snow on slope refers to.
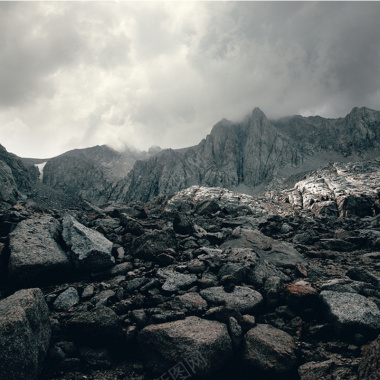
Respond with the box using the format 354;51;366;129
35;162;47;181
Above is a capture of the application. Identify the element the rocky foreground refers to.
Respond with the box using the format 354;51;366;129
1;162;380;380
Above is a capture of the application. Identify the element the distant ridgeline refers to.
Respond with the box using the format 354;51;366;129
1;106;380;209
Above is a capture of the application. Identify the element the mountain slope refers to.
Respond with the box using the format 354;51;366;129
121;107;380;203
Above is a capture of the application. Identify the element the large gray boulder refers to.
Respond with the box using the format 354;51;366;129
138;316;233;377
320;290;380;337
8;215;70;284
243;324;298;374
0;288;51;380
200;286;263;314
62;215;114;271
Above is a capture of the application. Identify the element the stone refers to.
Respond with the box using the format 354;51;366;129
53;287;79;311
66;305;123;348
137;316;233;376
320;290;380;337
62;215;115;271
346;267;380;288
200;286;263;314
320;238;356;252
0;288;51;380
8;215;70;284
285;280;318;307
161;271;198;293
358;334;380;379
228;316;243;349
298;360;335;380
172;292;208;313
243;324;298;374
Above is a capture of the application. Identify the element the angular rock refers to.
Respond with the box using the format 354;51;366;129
161;271;198;293
8;215;70;284
53;287;79;311
320;290;380;337
137;316;233;376
62;215;115;271
358;334;380;379
243;324;298;374
172;292;208;313
200;286;263;314
298;360;335;380
66;305;123;348
0;288;51;380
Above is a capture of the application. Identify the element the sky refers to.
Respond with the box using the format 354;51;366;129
1;1;380;158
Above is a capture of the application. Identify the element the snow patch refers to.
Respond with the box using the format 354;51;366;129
35;162;47;181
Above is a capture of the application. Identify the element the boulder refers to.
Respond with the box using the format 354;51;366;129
8;215;70;284
200;286;263;314
53;287;79;311
161;271;198;293
0;288;51;380
137;316;233;376
243;324;298;374
320;290;380;337
62;215;115;271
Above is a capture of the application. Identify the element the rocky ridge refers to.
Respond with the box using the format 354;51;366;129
0;162;380;379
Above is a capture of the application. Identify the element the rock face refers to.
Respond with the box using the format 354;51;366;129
358;334;380;379
8;215;70;284
137;316;233;377
0;288;51;380
0;144;35;207
122;106;380;203
62;215;115;271
243;324;298;374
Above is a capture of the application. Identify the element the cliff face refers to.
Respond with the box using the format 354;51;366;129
121;107;380;203
0;144;35;207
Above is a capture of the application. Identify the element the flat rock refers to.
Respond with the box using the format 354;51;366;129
62;215;115;271
0;288;51;380
200;286;263;314
320;290;380;336
161;271;198;293
8;215;70;284
243;323;298;374
137;316;233;376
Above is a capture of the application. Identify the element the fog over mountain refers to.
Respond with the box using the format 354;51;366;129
0;2;380;158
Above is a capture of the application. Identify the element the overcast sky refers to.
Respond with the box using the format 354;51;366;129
1;2;380;158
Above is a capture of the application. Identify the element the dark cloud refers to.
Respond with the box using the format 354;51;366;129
0;2;379;158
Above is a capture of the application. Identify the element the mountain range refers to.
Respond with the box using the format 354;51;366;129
1;106;380;209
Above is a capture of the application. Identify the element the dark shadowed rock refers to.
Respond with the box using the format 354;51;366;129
8;215;70;284
358;334;380;379
243;324;298;374
0;288;51;380
298;360;335;380
137;316;233;376
62;214;115;271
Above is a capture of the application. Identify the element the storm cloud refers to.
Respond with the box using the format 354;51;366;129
1;2;379;158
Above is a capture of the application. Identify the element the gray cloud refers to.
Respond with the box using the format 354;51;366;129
0;2;379;158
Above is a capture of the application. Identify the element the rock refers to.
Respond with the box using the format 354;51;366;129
320;290;380;337
62;214;115;271
93;290;116;306
243;323;298;374
173;213;194;235
200;286;263;314
298;360;335;380
187;259;206;274
53;287;79;311
203;306;242;324
161;271;198;293
263;276;284;307
221;228;305;268
285;280;318;307
81;284;95;299
8;215;70;284
320;238;356;252
137;316;233;376
346;267;380;288
66;305;123;348
0;288;51;380
172;292;208;313
358;334;380;379
228;316;243;349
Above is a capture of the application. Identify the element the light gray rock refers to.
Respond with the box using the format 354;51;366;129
200;286;263;314
62;214;115;271
0;288;51;380
243;324;298;374
8;215;70;284
161;271;198;293
53;287;79;311
137;316;233;376
320;290;380;336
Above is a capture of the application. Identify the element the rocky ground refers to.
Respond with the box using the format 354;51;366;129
1;164;380;380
